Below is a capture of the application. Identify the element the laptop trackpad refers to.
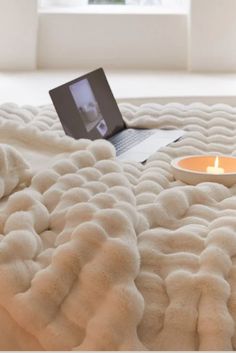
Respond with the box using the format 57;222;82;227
117;129;184;163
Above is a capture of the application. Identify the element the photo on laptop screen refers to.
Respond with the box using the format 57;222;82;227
69;78;108;136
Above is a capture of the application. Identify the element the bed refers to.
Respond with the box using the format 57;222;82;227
0;101;236;350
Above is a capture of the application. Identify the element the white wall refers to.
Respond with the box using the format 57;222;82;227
38;10;188;70
1;1;236;72
0;0;38;70
189;0;236;72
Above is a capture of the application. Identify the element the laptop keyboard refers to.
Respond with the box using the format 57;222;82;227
108;128;155;156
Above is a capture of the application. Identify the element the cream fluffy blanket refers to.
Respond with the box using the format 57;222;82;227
0;102;236;351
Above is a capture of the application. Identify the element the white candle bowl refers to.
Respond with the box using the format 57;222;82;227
171;155;236;187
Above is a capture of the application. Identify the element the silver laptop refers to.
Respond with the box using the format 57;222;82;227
49;68;184;162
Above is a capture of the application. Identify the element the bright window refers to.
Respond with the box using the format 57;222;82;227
40;0;188;8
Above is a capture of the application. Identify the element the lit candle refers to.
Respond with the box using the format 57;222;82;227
206;156;224;174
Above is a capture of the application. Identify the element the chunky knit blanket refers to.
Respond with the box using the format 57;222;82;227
1;102;236;351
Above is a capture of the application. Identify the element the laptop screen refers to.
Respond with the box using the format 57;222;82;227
49;68;125;140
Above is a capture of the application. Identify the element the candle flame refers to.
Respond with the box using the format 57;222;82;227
214;156;219;168
206;156;224;174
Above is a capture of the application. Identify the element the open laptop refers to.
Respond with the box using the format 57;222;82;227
49;68;184;162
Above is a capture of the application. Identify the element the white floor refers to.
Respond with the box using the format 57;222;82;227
1;69;236;106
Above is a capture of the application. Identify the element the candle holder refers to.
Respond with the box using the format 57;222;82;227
171;155;236;187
